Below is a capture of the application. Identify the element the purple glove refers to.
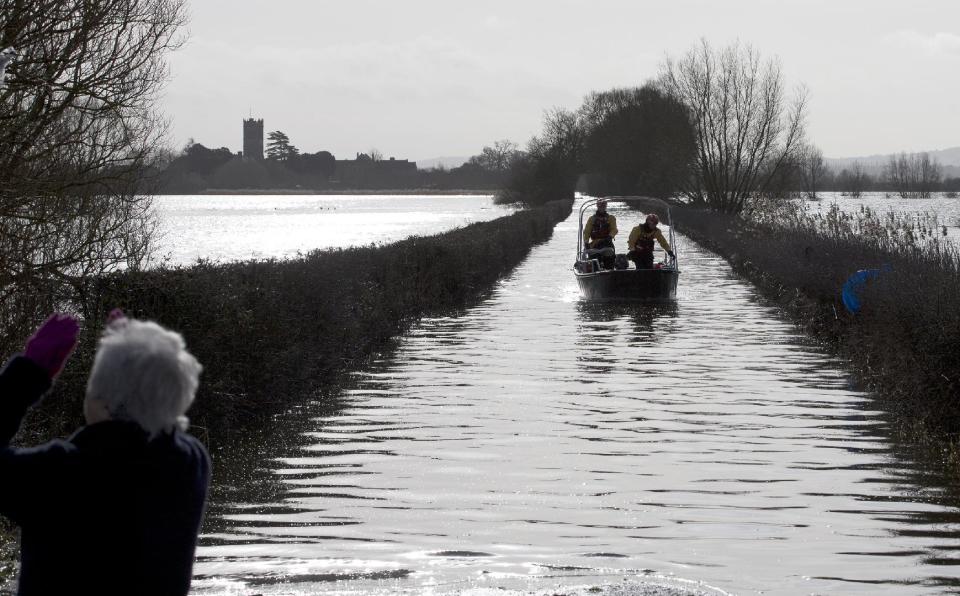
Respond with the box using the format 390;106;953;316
24;313;80;379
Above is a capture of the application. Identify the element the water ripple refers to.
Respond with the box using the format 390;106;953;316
194;200;960;595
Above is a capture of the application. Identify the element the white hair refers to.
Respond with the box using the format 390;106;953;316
86;319;202;436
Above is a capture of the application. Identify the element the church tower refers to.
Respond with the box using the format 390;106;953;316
243;118;264;160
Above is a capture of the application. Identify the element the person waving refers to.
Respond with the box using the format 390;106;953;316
0;311;210;596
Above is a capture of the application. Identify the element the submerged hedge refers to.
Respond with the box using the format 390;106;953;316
672;202;960;446
30;199;571;435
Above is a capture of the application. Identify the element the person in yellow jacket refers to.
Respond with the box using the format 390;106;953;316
627;213;674;269
582;199;618;269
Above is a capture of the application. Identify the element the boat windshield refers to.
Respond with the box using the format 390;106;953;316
576;196;677;264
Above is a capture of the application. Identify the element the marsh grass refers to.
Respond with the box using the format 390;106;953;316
674;200;960;445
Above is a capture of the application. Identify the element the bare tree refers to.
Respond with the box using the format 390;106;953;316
884;152;943;198
846;161;868;198
658;39;808;212
916;152;942;198
497;108;586;205
469;139;520;172
0;0;187;348
799;145;825;199
884;153;911;198
535;108;586;169
368;148;383;162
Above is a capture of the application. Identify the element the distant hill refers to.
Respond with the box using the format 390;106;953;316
416;156;470;170
825;146;960;179
827;146;960;168
932;147;960;167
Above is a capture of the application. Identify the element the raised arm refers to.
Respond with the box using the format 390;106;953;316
0;357;52;446
0;315;80;522
1;314;79;445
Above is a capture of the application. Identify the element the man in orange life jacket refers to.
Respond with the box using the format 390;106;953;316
582;199;618;269
627;213;674;269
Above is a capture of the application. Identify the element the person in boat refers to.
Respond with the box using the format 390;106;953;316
0;310;210;596
627;213;675;269
582;199;618;269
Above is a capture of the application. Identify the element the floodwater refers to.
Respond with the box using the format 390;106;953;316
191;200;960;595
152;194;511;266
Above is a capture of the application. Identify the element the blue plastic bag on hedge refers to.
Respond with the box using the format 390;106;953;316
842;265;891;314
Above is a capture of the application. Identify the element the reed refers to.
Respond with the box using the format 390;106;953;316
673;200;960;447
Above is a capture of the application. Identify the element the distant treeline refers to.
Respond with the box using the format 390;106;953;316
495;40;960;210
496;84;696;206
161;61;958;201
156;141;517;193
159;137;960;198
812;153;960;197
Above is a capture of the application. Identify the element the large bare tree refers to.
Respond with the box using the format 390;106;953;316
0;0;186;348
658;39;808;213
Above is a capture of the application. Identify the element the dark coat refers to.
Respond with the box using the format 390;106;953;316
0;356;211;596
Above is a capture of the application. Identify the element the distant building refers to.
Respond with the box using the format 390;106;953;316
334;154;418;188
243;118;263;160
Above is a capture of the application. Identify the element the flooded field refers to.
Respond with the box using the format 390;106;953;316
191;201;960;595
152;194;511;265
810;192;960;244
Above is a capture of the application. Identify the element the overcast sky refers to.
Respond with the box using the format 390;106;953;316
162;0;960;161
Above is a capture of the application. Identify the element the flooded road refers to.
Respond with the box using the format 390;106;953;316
192;201;960;595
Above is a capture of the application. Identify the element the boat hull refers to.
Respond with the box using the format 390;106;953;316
575;268;679;302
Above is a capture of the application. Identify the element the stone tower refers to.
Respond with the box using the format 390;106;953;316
243;118;264;160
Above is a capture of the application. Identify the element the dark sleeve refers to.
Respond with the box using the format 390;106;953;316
0;356;64;523
0;356;52;446
0;440;73;524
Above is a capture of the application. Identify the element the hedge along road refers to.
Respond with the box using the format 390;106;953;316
191;198;960;595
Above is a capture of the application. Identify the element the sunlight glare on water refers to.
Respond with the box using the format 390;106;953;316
192;199;960;595
152;194;512;265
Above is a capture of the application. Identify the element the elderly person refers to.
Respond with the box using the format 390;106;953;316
0;311;209;596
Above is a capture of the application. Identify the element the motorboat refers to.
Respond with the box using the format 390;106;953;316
574;196;680;302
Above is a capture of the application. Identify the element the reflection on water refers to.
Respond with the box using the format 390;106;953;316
192;200;960;595
153;194;512;265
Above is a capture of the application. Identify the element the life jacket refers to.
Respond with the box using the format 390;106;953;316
634;224;656;252
591;212;611;240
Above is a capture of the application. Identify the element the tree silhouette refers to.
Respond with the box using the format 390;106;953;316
580;85;696;198
266;130;299;161
659;39;808;212
469;140;520;172
0;0;187;351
